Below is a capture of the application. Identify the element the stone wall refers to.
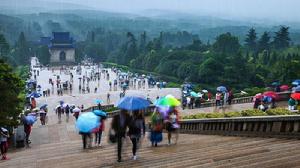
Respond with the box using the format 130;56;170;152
50;48;75;64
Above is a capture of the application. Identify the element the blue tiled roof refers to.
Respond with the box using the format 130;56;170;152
50;32;75;49
39;37;51;46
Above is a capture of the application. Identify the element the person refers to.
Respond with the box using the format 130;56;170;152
80;131;92;149
31;97;36;109
39;109;47;125
165;108;179;145
65;105;70;122
56;106;63;123
109;81;112;91
128;110;145;160
0;127;9;160
228;90;234;105
111;109;131;162
288;98;297;111
94;116;106;147
24;122;32;146
107;92;111;104
150;110;163;147
253;98;261;109
215;92;221;107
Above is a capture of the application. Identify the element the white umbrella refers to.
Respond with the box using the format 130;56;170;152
202;90;208;93
73;107;81;113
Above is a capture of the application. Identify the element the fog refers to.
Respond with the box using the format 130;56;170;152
3;0;300;22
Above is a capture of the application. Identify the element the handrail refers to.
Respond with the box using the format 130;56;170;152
179;114;300;138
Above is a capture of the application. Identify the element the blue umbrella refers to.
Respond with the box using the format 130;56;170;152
76;112;100;133
117;96;150;111
25;115;37;125
26;92;41;98
295;86;300;92
95;99;104;104
93;110;107;117
263;96;273;103
26;79;36;84
292;79;300;86
59;100;64;105
40;104;48;109
217;86;227;92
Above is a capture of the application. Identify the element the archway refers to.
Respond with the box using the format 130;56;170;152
59;51;66;61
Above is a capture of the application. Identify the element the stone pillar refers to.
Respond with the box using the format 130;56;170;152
293;122;300;132
272;122;282;132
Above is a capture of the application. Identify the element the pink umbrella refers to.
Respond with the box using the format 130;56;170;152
280;85;289;91
263;91;279;100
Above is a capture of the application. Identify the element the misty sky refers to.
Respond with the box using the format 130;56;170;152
5;0;300;22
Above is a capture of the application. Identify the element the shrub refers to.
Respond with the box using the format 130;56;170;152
241;109;267;116
166;82;181;88
224;112;242;118
266;108;292;115
205;113;224;118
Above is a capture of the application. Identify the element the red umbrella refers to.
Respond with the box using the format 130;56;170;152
280;85;289;91
291;93;300;100
263;91;279;100
253;93;263;101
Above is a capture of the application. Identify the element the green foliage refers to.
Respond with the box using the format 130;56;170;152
105;107;119;112
241;109;267;116
245;28;257;52
0;59;25;127
12;32;30;65
36;46;50;65
213;32;241;54
166;82;181;88
265;108;292;115
273;26;291;50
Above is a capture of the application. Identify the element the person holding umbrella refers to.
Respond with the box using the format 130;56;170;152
111;109;131;162
113;96;149;162
93;110;107;147
165;107;180;145
128;110;145;160
150;110;163;147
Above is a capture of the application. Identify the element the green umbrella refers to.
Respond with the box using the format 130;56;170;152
155;95;181;107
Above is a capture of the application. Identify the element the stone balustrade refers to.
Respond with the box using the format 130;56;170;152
179;115;300;138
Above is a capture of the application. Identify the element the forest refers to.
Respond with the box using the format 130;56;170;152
1;11;300;91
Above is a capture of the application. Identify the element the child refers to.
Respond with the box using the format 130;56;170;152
0;127;9;160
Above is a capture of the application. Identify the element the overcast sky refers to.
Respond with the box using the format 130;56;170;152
5;0;300;22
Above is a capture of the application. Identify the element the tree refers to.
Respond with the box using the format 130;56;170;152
245;28;257;52
213;32;241;54
258;32;271;52
12;32;30;65
36;46;50;65
0;59;24;127
0;34;10;57
272;26;291;50
139;31;147;52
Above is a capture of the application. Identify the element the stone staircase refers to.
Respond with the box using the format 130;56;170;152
1;114;300;168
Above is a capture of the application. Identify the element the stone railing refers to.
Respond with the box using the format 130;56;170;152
197;91;291;109
82;104;156;117
179;115;300;138
82;104;115;112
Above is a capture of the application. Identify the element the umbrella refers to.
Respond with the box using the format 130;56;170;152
263;96;273;103
62;103;68;108
26;92;41;98
40;104;48;109
280;85;289;91
253;93;263;101
25;115;37;125
26;79;36;84
292;79;300;86
190;91;200;97
117;96;150;111
93;110;107;118
291;93;300;100
271;81;280;86
217;86;227;92
202;90;208;93
76;112;100;133
95;99;104;104
295;86;300;92
263;91;279;100
59;100;64;105
155;95;181;107
73;107;81;113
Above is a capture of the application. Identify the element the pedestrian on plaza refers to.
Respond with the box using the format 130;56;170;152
40;109;47;125
80;131;92;149
165;108;180;145
24;121;32;146
30;97;36;109
150;110;163;147
0;127;9;160
65;105;70;122
94;87;97;93
128;110;145;160
94;117;106;147
215;92;221;107
111;109;131;162
107;92;111;104
56;105;63;123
